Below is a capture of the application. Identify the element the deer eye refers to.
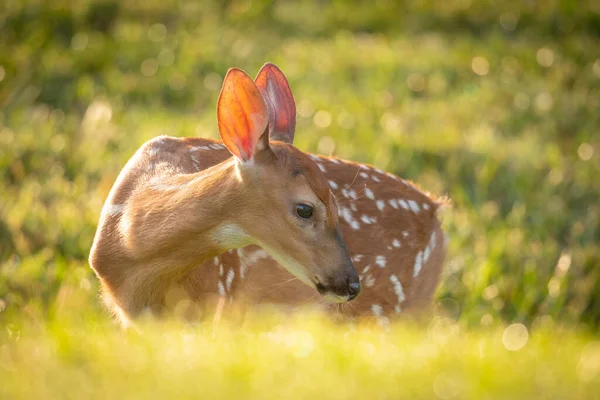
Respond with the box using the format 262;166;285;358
296;204;313;219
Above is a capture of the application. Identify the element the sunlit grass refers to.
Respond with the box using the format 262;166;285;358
1;307;599;399
1;2;599;398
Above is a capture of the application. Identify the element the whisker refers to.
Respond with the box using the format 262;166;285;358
347;167;361;189
262;277;301;294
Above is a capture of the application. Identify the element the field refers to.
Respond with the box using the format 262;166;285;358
1;0;599;398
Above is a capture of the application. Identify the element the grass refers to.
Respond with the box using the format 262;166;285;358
1;307;599;400
1;0;600;398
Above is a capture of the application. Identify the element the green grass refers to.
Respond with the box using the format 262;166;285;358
1;308;599;400
1;0;600;397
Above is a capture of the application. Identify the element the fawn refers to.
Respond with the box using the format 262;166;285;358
179;64;448;321
89;67;361;327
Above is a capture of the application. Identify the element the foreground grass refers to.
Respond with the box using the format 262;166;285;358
1;309;599;399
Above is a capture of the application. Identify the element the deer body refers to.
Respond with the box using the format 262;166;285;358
177;63;447;319
89;67;361;327
179;154;446;318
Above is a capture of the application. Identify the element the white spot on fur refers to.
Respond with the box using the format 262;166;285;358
309;154;321;162
364;188;375;200
340;206;361;230
360;165;370;171
423;231;437;263
341;189;350;198
423;245;431;263
318;164;326;173
102;204;124;217
360;215;377;224
225;269;235;291
389;199;399;209
328;180;338;190
430;231;437;251
372;176;381;183
361;264;370;273
392;239;401;248
359;172;369;179
219;264;224;277
213;257;219;266
376;200;385;211
413;251;423;277
408;200;420;213
403;231;409;237
376;255;387;268
371;304;383;316
364;274;376;287
398;199;409;210
218;281;225;296
329;158;340;164
423;203;430;210
190;153;201;170
352;254;364;263
237;248;270;280
390;274;406;305
348;189;358;200
394;305;401;313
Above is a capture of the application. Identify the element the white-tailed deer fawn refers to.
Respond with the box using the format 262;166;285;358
179;64;448;320
89;67;361;327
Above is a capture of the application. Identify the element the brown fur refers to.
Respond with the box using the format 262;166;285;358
180;153;447;319
89;136;359;326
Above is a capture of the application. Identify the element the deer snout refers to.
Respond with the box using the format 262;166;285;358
315;263;361;302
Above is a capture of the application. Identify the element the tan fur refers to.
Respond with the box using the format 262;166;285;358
90;63;446;325
180;154;447;319
89;136;361;326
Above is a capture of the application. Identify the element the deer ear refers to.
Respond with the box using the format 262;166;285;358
217;68;269;163
255;63;296;145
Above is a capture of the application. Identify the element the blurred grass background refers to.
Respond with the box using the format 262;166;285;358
1;0;600;397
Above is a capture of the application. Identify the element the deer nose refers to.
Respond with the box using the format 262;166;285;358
348;281;361;301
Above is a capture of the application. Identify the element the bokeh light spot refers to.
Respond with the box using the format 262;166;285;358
71;32;89;51
536;48;554;67
502;323;528;351
407;73;425;92
534;92;553;112
577;341;600;382
148;23;167;42
514;92;530;110
578;143;594;161
472;57;489;76
593;59;600;78
317;136;335;154
313;110;332;129
298;99;315;118
203;73;222;91
337;111;354;130
141;59;158;76
433;372;461;399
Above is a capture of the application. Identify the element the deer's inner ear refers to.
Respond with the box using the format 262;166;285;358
217;68;269;162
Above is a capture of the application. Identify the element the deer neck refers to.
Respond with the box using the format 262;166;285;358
118;159;251;278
